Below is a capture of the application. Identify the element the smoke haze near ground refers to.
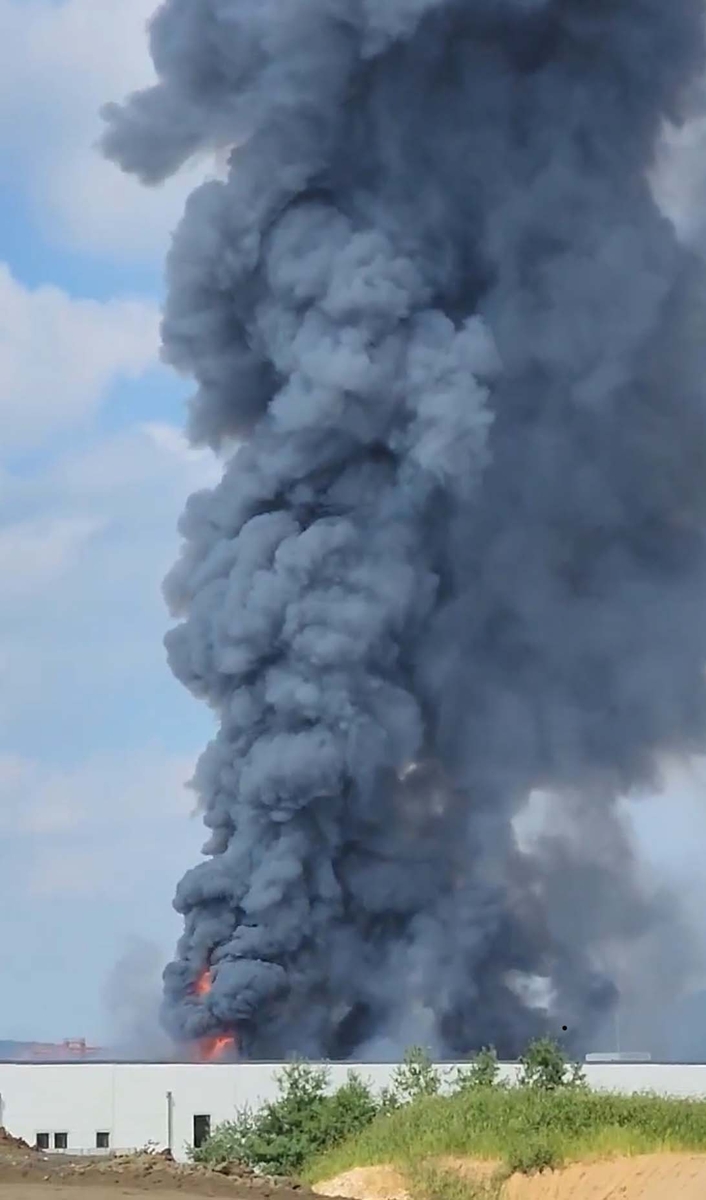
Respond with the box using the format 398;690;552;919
103;938;175;1059
102;0;706;1061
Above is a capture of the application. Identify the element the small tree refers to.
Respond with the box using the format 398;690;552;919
242;1060;332;1174
391;1046;442;1102
278;1059;331;1107
188;1113;255;1167
518;1038;586;1092
190;1061;380;1176
378;1085;402;1114
455;1046;502;1091
324;1072;379;1139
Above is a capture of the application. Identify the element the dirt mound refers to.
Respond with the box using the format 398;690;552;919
314;1154;706;1200
0;1142;310;1200
0;1127;32;1155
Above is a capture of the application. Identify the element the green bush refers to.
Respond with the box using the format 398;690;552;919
517;1038;586;1092
505;1137;562;1175
378;1085;403;1114
390;1046;443;1102
188;1112;255;1167
191;1046;446;1176
324;1072;380;1140
454;1047;503;1091
191;1061;379;1176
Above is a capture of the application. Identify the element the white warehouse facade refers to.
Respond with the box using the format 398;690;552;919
2;1061;706;1161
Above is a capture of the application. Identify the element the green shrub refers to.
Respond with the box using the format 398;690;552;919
324;1072;380;1140
188;1112;255;1167
390;1046;443;1103
517;1038;586;1092
378;1085;403;1114
505;1137;562;1175
192;1061;379;1176
454;1047;503;1091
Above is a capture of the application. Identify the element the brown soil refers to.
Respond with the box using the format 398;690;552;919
0;1126;31;1152
314;1153;706;1200
0;1192;294;1200
0;1127;308;1200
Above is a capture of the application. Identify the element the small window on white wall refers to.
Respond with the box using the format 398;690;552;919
96;1131;110;1150
36;1133;50;1150
53;1132;68;1150
193;1114;211;1149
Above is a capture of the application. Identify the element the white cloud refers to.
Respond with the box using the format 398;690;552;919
0;250;222;772
0;2;226;1043
0;515;102;599
0;418;220;736
0;742;205;1040
0;263;160;448
0;0;208;262
50;419;219;502
0;746;196;842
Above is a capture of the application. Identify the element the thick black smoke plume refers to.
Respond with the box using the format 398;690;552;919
103;0;706;1060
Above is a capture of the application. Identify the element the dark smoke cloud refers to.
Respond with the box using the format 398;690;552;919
103;0;706;1060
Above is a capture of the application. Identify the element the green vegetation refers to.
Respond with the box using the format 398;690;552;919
389;1045;444;1101
306;1084;706;1185
517;1037;586;1092
190;1060;379;1175
455;1047;503;1092
191;1040;706;1189
406;1158;509;1200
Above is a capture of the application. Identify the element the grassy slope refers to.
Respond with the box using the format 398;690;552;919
303;1086;706;1184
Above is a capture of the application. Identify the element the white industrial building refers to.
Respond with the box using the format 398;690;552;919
2;1061;706;1161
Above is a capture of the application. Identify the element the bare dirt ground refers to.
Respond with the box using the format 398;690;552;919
314;1153;706;1200
0;1128;309;1200
0;1191;292;1200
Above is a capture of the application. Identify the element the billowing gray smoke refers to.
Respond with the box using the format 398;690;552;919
102;0;706;1060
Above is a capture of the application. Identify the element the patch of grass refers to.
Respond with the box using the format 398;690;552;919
407;1160;508;1200
303;1086;706;1185
505;1137;562;1175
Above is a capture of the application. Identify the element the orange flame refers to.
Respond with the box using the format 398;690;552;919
201;1035;237;1060
194;970;212;996
193;969;237;1060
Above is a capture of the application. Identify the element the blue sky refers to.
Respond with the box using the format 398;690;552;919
3;0;706;1050
0;0;223;1045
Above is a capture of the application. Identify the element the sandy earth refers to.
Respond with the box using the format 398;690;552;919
315;1168;410;1200
313;1154;706;1199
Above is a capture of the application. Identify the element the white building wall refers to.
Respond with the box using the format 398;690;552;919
0;1064;117;1154
2;1061;706;1162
